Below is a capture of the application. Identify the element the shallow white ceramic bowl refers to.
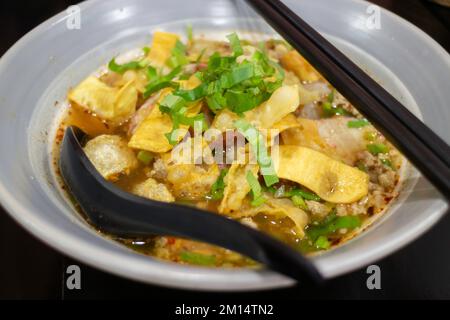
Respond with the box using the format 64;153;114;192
0;0;448;291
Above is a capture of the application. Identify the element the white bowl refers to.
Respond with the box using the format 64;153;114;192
0;0;448;291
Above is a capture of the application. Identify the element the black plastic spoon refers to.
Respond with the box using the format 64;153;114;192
59;126;324;285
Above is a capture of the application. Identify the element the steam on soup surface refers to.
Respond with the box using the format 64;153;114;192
54;29;404;267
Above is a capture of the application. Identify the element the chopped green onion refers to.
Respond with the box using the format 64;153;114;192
205;92;227;113
265;185;278;194
235;120;279;187
227;32;244;57
179;251;216;266
348;119;370;128
161;65;183;81
266;185;321;202
297;238;318;254
286;188;321;201
137;150;154;165
173;33;284;116
108;58;148;74
165;112;207;145
251;196;267;207
207;54;235;72
146;66;158;80
322;91;351;117
219;63;255;89
314;236;331;250
210;169;229;200
291;195;308;211
142;46;150;55
246;171;262;197
176;112;208;129
164;131;179;146
186;24;193;43
159;94;186;114
226;90;269;114
144;81;178;99
322;102;349;117
160;93;208;145
307;213;361;241
143;65;182;98
367;143;389;155
246;171;266;207
261;174;279;189
143;32;285;119
333;216;362;229
158;90;209;145
167;40;189;69
174;83;208;102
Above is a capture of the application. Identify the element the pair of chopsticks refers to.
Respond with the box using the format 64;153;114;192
245;0;450;198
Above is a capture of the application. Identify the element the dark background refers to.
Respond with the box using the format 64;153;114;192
0;0;449;300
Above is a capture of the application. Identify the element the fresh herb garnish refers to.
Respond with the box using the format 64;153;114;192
172;33;284;114
143;66;183;98
285;188;321;201
348;119;370;128
108;57;148;74
210;168;229;200
306;212;361;243
322;90;350;117
159;94;186;114
227;32;244;57
144;33;285;145
291;195;308;210
314;236;331;250
235;120;279;187
166;40;189;69
246;171;266;207
159;94;208;145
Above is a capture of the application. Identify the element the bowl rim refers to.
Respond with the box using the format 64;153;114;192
0;0;449;291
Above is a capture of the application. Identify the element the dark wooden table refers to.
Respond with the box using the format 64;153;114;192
0;0;449;300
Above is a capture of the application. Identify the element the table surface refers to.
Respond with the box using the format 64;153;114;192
0;0;449;300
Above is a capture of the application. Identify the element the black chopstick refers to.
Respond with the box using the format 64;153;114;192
245;0;450;198
264;0;450;168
